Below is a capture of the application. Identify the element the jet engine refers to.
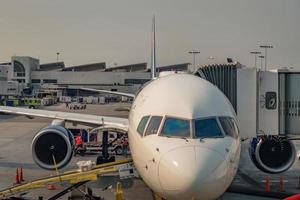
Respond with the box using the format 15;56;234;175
31;125;74;170
249;136;296;174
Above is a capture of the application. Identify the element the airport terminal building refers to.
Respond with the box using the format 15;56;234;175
3;55;300;137
0;56;190;96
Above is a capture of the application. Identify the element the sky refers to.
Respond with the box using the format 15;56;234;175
0;0;299;69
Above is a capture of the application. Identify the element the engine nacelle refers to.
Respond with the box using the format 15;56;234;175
51;119;66;127
249;136;296;174
31;125;74;170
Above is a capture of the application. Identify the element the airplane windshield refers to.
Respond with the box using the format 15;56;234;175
145;116;163;136
160;117;190;137
137;116;150;136
219;117;239;138
194;118;223;138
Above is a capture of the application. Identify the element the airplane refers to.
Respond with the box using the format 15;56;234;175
0;73;240;200
0;16;296;200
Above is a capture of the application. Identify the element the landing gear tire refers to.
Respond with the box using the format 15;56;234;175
96;156;116;165
96;156;104;165
115;146;123;155
77;150;85;156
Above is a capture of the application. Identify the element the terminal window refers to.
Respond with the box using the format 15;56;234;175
125;79;150;85
13;60;25;77
32;79;41;83
43;79;57;84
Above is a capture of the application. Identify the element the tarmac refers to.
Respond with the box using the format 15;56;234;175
0;102;299;199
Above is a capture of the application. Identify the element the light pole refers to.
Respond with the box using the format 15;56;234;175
56;52;60;68
250;51;261;69
259;45;273;71
258;55;264;70
188;51;200;72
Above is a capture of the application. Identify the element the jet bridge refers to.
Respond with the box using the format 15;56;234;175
278;71;300;135
196;64;300;138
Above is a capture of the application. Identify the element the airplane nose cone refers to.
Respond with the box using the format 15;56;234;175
158;146;228;200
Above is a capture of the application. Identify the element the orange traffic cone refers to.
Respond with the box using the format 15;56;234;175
265;176;270;192
47;184;57;190
19;167;24;182
15;168;20;184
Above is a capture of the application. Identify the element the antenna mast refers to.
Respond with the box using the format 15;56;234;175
151;15;156;79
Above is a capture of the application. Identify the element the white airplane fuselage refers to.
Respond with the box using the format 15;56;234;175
127;74;241;200
0;73;240;199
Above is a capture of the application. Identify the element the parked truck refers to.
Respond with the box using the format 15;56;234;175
23;98;42;109
70;128;128;156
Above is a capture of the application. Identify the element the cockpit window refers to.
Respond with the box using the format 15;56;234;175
194;118;223;138
219;117;239;138
144;116;163;136
160;117;190;137
137;116;149;136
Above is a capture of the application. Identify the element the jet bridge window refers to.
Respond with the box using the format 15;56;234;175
137;116;150;136
219;117;239;138
145;116;163;136
194;118;223;138
265;92;277;110
160;117;190;137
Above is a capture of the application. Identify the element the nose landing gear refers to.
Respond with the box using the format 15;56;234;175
96;131;116;165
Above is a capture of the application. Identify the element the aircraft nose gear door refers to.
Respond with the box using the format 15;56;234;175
143;139;161;192
225;138;239;184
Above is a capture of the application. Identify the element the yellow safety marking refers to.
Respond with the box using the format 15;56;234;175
0;158;133;199
115;182;125;200
52;154;62;183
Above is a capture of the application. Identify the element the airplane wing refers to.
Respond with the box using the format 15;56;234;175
0;106;128;129
80;87;135;98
